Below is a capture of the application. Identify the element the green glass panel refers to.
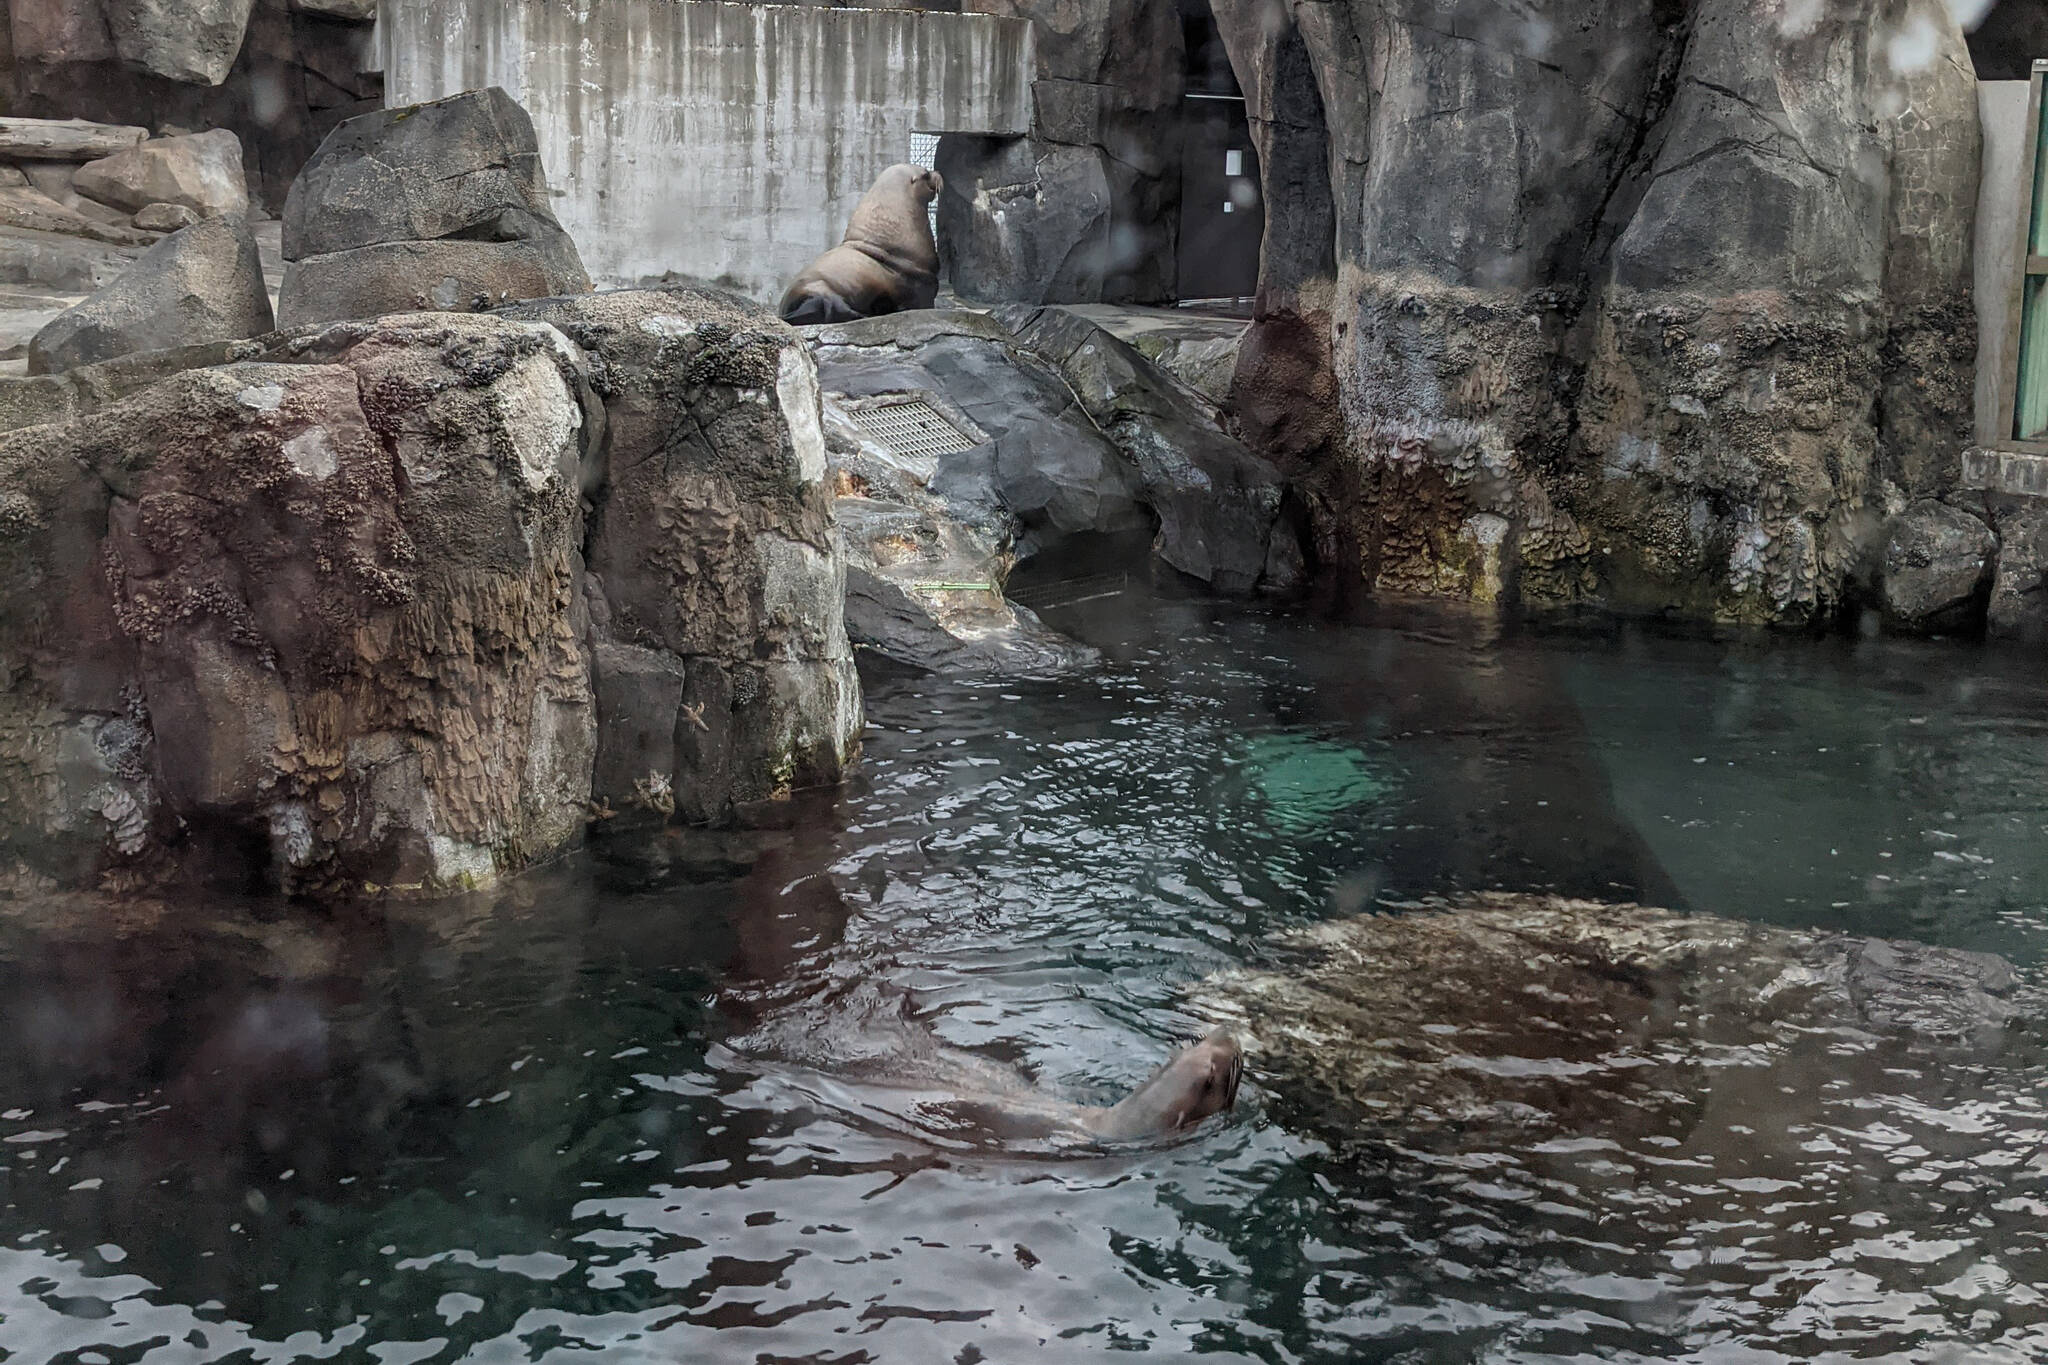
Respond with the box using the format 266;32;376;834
2032;80;2048;256
2017;274;2048;441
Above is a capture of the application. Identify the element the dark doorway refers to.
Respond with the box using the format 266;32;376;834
1176;0;1262;303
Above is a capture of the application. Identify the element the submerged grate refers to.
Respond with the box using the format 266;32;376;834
850;399;979;460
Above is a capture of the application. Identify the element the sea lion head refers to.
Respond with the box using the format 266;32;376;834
844;164;945;269
1089;1029;1244;1141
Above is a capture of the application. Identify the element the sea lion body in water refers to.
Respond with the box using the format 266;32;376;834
779;164;944;326
921;1028;1245;1147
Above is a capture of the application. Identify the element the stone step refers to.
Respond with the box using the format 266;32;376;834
1961;446;2048;499
0;118;150;163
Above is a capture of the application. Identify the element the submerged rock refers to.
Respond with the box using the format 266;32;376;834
27;214;273;375
1192;895;2026;1152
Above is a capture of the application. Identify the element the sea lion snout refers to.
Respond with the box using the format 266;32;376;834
1182;1028;1244;1119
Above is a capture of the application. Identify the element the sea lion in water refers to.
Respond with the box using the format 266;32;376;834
933;1028;1245;1146
778;164;943;326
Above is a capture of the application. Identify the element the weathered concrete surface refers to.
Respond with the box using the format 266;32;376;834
1211;0;1982;626
382;0;1034;299
27;214;273;374
1976;81;2031;447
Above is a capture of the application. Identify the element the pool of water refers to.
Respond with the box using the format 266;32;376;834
4;589;2048;1362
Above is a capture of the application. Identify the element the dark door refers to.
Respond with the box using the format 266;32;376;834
1176;95;1263;302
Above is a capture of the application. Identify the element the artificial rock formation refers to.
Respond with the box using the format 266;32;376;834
499;288;862;827
27;213;272;374
7;0;383;210
1211;0;1982;625
810;308;1302;604
823;391;1100;676
0;290;862;897
72;128;251;218
940;0;1187;305
279;88;591;330
1878;499;1996;632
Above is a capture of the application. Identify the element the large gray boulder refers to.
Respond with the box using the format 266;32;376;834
809;311;1148;556
280;239;586;332
73;131;251;220
1001;306;1302;594
103;0;258;85
284;85;571;260
936;139;1114;306
279;89;590;330
27;216;273;375
1879;500;1995;632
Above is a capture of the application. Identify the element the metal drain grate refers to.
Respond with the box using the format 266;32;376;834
850;399;979;460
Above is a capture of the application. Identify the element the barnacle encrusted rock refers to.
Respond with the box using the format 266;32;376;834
0;290;863;896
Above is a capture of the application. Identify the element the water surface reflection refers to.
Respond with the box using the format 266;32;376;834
3;591;2047;1361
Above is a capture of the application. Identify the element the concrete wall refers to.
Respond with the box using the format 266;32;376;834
1978;80;2031;446
380;0;1034;298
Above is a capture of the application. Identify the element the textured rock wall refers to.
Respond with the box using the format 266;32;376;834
938;0;1188;305
1213;0;1982;624
0;292;863;897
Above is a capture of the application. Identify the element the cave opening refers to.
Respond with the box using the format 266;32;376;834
1174;0;1263;307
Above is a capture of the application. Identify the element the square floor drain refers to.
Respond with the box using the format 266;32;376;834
849;398;980;460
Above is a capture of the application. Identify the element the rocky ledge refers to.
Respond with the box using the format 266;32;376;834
0;288;859;900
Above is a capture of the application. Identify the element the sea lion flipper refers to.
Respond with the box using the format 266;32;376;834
781;290;864;327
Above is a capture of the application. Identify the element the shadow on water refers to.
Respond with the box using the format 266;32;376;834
2;584;2048;1360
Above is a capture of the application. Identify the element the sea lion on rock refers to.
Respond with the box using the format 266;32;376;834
779;164;943;326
